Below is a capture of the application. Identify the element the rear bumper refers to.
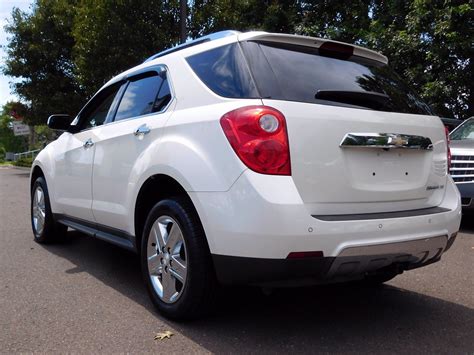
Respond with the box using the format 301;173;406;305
212;234;451;286
190;171;461;284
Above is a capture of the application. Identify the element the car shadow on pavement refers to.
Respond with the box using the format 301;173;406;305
460;212;474;233
42;231;474;353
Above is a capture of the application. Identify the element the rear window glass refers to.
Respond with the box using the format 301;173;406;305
186;43;259;98
242;41;432;115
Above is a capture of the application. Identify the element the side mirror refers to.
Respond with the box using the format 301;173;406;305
47;114;73;131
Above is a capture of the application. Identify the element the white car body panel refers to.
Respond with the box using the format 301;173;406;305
264;99;448;215
49;130;96;221
190;170;460;258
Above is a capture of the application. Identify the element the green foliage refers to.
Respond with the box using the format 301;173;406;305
190;0;472;118
32;125;57;150
73;0;180;97
0;102;28;153
0;146;6;162
3;0;85;125
14;156;34;167
2;0;472;121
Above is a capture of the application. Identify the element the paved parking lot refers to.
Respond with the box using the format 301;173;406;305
0;167;473;353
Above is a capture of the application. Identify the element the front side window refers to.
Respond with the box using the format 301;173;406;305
115;73;164;122
80;84;122;130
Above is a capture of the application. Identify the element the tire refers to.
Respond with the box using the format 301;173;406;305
31;177;68;243
141;197;217;320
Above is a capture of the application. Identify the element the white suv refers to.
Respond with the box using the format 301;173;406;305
30;31;461;319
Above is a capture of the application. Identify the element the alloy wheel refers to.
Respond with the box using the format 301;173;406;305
32;186;46;236
147;215;188;304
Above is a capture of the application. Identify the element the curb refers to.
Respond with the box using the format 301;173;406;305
13;166;32;171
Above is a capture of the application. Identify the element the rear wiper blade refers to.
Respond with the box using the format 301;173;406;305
315;90;391;110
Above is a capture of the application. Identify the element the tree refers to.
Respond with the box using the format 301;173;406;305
189;0;301;37
2;0;472;122
0;102;28;153
3;0;84;125
73;0;181;97
297;0;472;118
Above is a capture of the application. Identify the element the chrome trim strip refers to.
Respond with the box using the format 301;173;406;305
335;235;448;258
340;133;433;150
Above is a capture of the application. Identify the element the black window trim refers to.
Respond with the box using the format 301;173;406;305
109;65;175;124
70;64;175;133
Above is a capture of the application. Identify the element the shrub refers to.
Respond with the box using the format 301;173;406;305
0;146;5;163
14;156;33;167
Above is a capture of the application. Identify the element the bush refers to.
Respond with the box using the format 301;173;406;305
14;156;33;167
0;146;5;163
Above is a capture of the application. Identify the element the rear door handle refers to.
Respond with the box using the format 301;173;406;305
134;124;151;136
83;138;94;148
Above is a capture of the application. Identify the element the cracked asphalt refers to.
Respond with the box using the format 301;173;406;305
0;167;473;353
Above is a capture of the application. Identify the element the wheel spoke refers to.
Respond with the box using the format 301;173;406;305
161;271;177;302
165;223;181;251
170;255;186;283
37;210;45;223
148;253;161;275
36;188;43;206
152;223;166;251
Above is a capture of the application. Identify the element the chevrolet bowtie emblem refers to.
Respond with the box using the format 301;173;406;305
388;135;409;146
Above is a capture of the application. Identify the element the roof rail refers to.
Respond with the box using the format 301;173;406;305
144;30;241;63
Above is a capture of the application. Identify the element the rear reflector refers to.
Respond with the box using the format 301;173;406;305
287;251;324;259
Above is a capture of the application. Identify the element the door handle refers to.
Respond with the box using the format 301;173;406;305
83;138;94;148
134;124;151;136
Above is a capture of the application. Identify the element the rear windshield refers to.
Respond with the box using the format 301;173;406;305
186;41;432;115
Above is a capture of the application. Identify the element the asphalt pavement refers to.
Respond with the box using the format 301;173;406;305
0;167;473;353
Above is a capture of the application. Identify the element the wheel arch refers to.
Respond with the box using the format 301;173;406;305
134;174;204;253
30;164;45;195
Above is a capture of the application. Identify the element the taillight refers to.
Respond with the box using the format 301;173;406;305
220;106;291;175
445;126;451;170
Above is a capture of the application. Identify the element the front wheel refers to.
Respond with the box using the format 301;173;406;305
31;177;67;243
141;197;216;320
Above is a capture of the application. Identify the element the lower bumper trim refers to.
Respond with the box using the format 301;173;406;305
212;235;449;287
313;206;451;221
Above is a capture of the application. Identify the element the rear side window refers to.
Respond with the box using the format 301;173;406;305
153;74;172;112
186;43;259;98
115;72;167;121
242;41;432;115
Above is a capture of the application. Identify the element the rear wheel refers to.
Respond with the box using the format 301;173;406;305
141;197;216;320
31;177;67;243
